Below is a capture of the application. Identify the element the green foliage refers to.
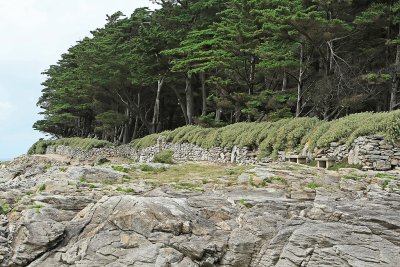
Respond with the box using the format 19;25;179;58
116;187;134;193
139;164;167;173
375;173;399;180
38;184;46;192
306;182;321;189
112;166;130;173
382;179;390;189
153;150;174;164
268;108;294;122
239;199;253;209
131;134;161;150
31;204;45;209
194;113;227;128
28;138;113;155
33;0;400;146
328;159;363;171
0;203;10;214
128;111;400;157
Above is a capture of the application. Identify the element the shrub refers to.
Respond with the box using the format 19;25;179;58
131;133;162;149
306;182;321;189
153;150;174;164
0;203;10;214
28;138;113;155
112;165;130;173
116;187;134;193
38;184;46;192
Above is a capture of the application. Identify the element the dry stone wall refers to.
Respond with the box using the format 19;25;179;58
45;136;261;165
45;135;400;170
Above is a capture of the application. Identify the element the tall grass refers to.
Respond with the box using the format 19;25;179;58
28;111;400;157
28;138;113;155
130;110;400;157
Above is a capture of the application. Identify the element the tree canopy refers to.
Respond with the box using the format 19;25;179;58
34;0;400;144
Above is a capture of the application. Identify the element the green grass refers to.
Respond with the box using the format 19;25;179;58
28;111;400;158
328;159;363;171
116;187;134;193
139;164;166;173
306;182;321;189
173;182;204;192
38;184;46;192
112;165;130;173
382;180;390;189
239;199;253;208
376;173;399;180
0;203;10;214
28;137;113;155
129;111;400;157
153;150;174;164
31;204;45;209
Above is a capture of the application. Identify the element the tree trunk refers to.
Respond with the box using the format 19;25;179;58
296;44;304;117
390;26;400;111
151;76;165;133
122;108;131;144
234;107;241;123
200;72;207;116
215;108;222;121
282;71;287;91
132;116;139;140
185;72;194;124
172;87;189;125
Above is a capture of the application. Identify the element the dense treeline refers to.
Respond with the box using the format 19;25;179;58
34;0;400;144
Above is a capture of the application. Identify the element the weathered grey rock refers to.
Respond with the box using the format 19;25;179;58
2;155;400;267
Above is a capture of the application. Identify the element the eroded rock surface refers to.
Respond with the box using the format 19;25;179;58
1;155;400;266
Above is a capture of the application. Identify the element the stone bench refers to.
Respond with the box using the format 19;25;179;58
316;157;336;169
287;155;307;164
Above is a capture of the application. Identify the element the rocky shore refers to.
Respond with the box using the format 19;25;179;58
1;154;400;266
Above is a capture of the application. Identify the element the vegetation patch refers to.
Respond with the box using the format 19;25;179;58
0;203;10;214
375;173;399;180
112;165;130;173
38;184;46;192
239;199;253;209
306;182;321;189
153;149;174;164
129;111;400;158
328;159;363;171
116;187;134;193
28;138;113;155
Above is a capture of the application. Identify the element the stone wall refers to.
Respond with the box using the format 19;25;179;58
348;135;400;170
45;135;400;170
45;136;261;165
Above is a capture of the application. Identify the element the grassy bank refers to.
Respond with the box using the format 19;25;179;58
131;111;400;157
28;138;113;155
28;111;400;157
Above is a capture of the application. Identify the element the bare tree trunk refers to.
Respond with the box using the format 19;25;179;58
215;108;222;121
200;72;207;116
151;76;165;133
234;106;241;123
185;72;194;124
122;108;131;144
132;116;139;140
390;26;400;111
296;44;304;117
172;87;189;124
282;71;287;91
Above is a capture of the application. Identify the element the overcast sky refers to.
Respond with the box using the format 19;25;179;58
0;0;158;160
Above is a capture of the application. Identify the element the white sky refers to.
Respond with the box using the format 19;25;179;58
0;0;158;159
